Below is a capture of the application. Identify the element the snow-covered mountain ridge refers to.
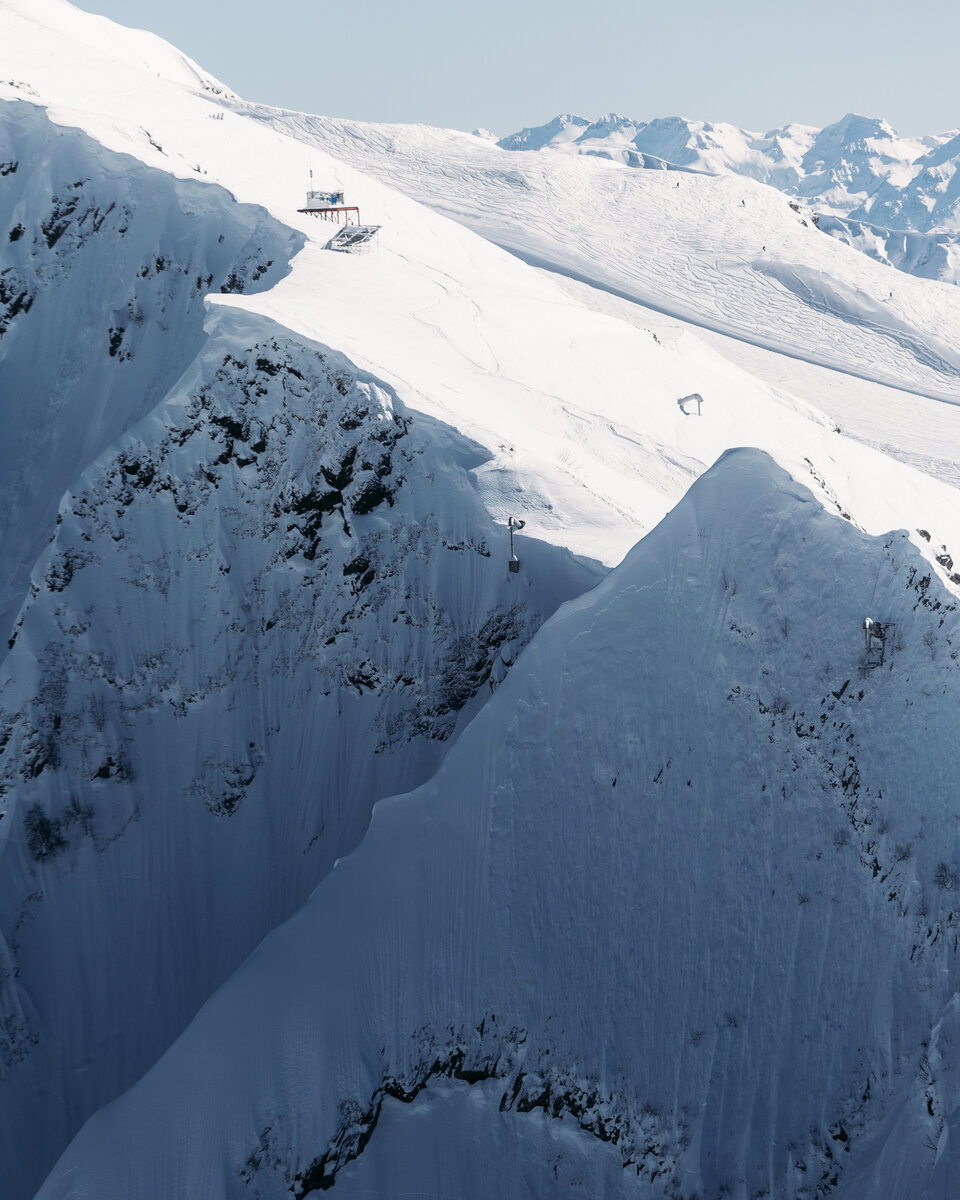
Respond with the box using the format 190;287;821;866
2;2;960;1197
253;108;960;424
498;112;960;284
0;99;301;639
0;258;599;1198
35;450;960;1200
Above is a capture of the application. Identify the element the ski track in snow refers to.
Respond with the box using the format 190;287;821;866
498;111;960;287
3;4;960;1198
261;112;960;412
530;267;960;492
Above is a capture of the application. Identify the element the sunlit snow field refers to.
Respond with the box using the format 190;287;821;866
3;3;960;1199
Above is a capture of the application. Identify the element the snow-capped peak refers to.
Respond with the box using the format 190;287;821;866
498;107;960;269
496;112;590;151
5;4;960;1199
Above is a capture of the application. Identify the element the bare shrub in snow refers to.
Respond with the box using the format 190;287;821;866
720;569;737;595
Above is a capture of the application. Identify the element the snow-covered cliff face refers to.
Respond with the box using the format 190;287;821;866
4;4;960;1199
812;212;960;286
0;294;597;1198
0;100;302;641
34;450;960;1200
497;112;960;284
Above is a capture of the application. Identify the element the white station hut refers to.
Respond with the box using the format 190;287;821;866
299;171;360;225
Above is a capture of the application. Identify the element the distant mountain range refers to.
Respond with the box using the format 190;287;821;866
5;4;960;1199
498;113;960;284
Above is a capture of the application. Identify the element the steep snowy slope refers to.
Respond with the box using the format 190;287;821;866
4;3;960;1196
249;109;960;405
810;212;960;288
867;130;960;234
0;100;300;641
0;301;600;1199
498;112;960;284
0;4;599;1192
534;267;960;492
36;449;960;1200
5;1;960;561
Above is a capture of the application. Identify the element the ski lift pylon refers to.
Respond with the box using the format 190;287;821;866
861;616;895;670
507;516;525;573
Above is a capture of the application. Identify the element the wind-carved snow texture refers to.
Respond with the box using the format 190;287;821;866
36;450;960;1200
7;9;960;1198
0;303;598;1200
0;100;303;641
240;1016;686;1198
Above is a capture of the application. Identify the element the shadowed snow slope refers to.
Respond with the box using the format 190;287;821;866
0;300;599;1199
37;450;960;1200
0;100;301;641
4;5;960;1198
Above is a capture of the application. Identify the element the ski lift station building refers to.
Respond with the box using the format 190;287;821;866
298;186;360;226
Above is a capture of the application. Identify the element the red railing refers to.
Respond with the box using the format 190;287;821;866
297;206;360;226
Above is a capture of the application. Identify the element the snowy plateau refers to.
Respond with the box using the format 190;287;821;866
1;2;960;1199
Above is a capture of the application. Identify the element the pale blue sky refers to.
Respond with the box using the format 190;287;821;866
73;0;958;137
